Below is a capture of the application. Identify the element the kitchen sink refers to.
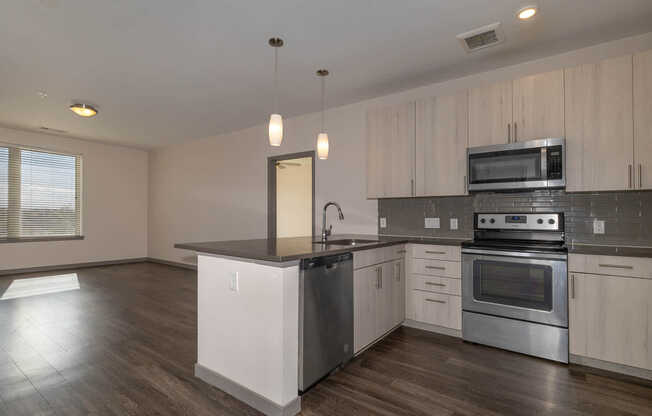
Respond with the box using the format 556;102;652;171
312;239;379;246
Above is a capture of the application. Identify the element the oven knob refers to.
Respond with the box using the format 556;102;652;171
548;219;556;225
537;219;544;224
489;218;495;224
480;218;486;224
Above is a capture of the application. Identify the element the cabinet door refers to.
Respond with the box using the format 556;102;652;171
569;273;652;370
512;70;565;141
468;81;513;147
375;263;394;338
366;102;415;198
634;49;652;190
565;55;634;191
391;259;405;328
415;93;468;196
353;266;378;353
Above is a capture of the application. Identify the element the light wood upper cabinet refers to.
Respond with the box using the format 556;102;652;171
468;81;512;147
415;93;468;196
366;102;415;198
634;49;652;190
569;272;652;370
564;55;634;192
512;70;565;141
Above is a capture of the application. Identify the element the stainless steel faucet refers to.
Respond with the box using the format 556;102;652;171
321;202;344;242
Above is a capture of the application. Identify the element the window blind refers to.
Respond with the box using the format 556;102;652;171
1;144;82;240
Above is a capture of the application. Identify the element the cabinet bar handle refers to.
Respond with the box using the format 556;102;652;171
570;274;575;299
425;251;446;254
411;179;415;196
629;165;633;189
425;298;446;304
425;282;445;287
598;264;634;270
514;122;517;142
397;250;407;254
639;164;643;189
464;175;467;193
507;123;511;143
425;265;446;270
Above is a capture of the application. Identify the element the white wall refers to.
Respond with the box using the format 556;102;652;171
150;32;652;266
0;126;148;271
276;157;312;238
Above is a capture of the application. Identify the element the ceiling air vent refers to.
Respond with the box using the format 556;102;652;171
457;22;505;53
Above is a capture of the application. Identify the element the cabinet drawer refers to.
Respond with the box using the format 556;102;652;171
411;291;461;329
569;254;652;279
412;258;461;278
411;244;460;261
354;245;405;269
409;275;461;296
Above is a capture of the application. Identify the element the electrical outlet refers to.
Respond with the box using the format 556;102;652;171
425;217;440;229
229;272;239;292
450;218;459;230
379;217;387;228
593;220;605;235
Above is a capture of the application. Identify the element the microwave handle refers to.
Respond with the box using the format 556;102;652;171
541;147;548;181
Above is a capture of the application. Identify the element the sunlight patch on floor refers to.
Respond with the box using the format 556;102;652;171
0;273;80;300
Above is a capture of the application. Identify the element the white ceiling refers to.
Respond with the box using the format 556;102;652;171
2;0;652;148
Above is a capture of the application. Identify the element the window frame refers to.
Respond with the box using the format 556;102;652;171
0;142;84;243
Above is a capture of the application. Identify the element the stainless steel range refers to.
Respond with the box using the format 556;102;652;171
461;212;568;363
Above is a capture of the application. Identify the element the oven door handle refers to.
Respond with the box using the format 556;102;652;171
461;248;567;261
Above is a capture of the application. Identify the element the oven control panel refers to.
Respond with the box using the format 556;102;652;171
476;213;562;231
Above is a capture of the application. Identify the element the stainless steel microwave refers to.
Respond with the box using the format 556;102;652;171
467;138;565;192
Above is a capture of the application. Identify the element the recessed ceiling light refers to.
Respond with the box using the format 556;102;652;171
69;103;98;117
517;6;538;20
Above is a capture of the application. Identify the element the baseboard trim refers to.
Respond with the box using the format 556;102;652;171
0;257;148;276
403;319;462;338
570;354;652;382
146;257;197;270
194;363;300;416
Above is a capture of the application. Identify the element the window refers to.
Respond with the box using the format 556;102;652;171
0;144;82;241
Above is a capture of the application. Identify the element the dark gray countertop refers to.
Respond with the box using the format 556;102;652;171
569;243;652;258
175;234;468;263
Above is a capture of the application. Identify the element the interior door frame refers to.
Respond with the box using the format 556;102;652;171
267;151;316;240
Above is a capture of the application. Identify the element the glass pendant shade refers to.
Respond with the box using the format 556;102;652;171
269;113;283;146
317;132;329;159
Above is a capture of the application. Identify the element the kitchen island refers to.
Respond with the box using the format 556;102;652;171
174;235;466;416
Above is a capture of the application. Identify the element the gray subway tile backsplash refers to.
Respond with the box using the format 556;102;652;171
378;190;652;246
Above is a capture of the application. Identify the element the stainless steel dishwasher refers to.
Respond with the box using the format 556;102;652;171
298;252;353;393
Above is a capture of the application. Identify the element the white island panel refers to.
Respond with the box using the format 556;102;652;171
196;254;299;413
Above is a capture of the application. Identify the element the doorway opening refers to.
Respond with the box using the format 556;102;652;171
268;151;315;239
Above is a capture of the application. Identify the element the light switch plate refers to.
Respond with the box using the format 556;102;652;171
450;218;459;230
593;220;605;234
380;217;387;228
229;272;239;292
425;217;440;229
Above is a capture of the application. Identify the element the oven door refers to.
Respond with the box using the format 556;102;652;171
462;249;567;327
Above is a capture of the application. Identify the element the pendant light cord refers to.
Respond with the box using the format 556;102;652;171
274;47;279;113
320;75;325;132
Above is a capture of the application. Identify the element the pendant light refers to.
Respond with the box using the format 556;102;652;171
316;69;329;160
268;37;284;146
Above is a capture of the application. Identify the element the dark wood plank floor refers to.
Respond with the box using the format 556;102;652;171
0;263;650;415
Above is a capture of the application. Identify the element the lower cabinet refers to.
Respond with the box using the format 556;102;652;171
569;271;652;370
353;254;405;353
406;244;462;331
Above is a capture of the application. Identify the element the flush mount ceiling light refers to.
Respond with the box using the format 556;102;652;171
69;103;98;117
517;5;538;20
268;37;284;147
316;69;329;160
